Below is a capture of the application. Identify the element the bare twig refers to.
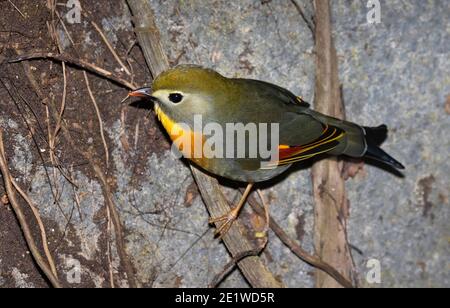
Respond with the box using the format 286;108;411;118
89;162;137;287
43;96;138;287
47;56;67;203
55;11;77;51
10;48;135;287
106;205;116;288
1;76;70;223
8;0;26;18
0;130;61;288
208;248;262;288
245;192;354;288
192;170;283;287
290;0;315;37
256;189;270;236
70;168;83;221
126;0;169;78
126;0;283;288
11;28;137;290
52;62;66;157
119;108;131;153
91;21;131;76
311;0;355;288
83;71;110;167
44;103;137;287
8;52;137;89
10;178;58;278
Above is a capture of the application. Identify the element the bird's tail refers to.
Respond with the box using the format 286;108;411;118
363;125;405;170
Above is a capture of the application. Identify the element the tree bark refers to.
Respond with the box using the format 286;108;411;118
312;0;355;288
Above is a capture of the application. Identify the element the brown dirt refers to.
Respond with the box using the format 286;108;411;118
0;0;170;287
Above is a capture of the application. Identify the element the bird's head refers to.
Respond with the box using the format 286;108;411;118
129;65;231;124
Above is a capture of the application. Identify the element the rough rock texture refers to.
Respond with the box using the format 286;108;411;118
332;0;449;288
0;0;448;288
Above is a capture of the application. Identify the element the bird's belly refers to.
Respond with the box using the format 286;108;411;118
190;157;291;183
154;104;291;182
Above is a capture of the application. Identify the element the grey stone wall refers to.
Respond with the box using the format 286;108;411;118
1;0;448;288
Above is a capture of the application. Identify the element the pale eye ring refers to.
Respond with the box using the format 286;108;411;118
169;93;183;104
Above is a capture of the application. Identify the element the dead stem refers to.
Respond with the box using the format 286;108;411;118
91;21;131;76
256;189;270;236
0;130;61;288
106;205;116;288
8;52;137;90
46;97;137;287
12;47;136;289
10;178;58;278
1;75;70;223
245;192;354;288
8;0;26;18
83;71;110;168
208;248;262;288
290;0;315;37
55;11;77;51
312;0;355;288
50;61;67;202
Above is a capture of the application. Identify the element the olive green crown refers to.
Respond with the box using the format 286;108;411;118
152;65;230;95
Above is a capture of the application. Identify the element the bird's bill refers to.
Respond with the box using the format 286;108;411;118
128;87;154;98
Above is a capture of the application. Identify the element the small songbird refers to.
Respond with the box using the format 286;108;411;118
129;65;404;238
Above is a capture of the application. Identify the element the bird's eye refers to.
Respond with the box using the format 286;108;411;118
169;93;183;104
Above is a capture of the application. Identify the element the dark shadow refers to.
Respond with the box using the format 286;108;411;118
128;98;153;110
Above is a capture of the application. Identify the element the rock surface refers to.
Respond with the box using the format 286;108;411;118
0;0;448;288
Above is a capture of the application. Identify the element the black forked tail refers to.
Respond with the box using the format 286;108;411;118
363;125;405;170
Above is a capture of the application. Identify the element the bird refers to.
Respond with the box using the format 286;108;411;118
128;65;404;238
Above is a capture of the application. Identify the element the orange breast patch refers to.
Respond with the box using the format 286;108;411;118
154;104;206;163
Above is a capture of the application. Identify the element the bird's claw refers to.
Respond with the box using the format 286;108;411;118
209;210;238;240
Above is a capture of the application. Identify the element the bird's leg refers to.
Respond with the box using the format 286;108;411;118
209;183;254;239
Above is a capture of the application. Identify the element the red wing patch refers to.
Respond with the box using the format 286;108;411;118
267;125;345;168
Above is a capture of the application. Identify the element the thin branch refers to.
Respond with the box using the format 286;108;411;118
208;248;262;288
11;45;137;290
256;189;270;236
8;0;26;18
290;0;315;38
44;96;138;287
106;204;116;288
91;21;131;76
55;10;77;51
245;192;354;288
8;52;137;89
89;162;137;288
47;57;67;205
46;99;138;287
0;130;61;288
83;71;110;167
52;61;66;158
1;76;70;223
312;0;355;288
10;178;58;278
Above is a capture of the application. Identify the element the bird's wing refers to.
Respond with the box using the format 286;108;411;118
243;79;311;108
229;78;347;167
263;122;346;168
